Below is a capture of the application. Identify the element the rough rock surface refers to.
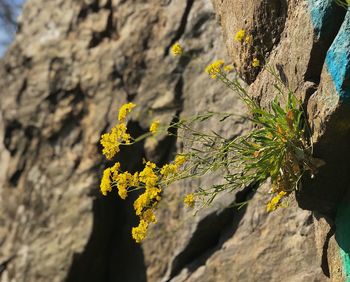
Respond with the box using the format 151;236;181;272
213;0;350;280
0;0;347;281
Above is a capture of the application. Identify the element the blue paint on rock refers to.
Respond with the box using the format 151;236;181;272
308;1;350;99
308;0;339;37
325;10;350;99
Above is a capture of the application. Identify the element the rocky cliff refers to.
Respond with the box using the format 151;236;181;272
0;0;349;281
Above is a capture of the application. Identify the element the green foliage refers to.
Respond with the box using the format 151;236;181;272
335;0;350;8
170;64;318;211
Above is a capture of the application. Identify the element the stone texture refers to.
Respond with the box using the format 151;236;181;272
213;0;350;280
212;0;288;83
0;0;348;281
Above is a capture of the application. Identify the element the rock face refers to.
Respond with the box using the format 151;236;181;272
0;0;349;281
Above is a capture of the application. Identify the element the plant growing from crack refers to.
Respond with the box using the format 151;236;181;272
98;32;321;243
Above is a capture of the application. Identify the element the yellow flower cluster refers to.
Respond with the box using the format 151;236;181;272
118;102;136;122
234;29;245;42
100;103;136;159
205;60;235;79
233;30;260;68
100;161;139;199
99;102;188;242
252;58;260;68
132;156;187;242
266;191;287;212
205;60;224;79
184;193;195;208
100;151;187;242
100;168;112;196
132;219;148;243
174;155;186;166
131;208;157;243
160;155;186;178
234;29;253;45
131;161;162;242
116;171;139;199
149;120;159;134
170;42;183;56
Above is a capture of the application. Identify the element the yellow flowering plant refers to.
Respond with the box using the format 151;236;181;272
167;39;319;210
99;38;321;243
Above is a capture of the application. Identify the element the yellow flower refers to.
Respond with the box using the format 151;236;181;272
100;168;112;196
132;220;148;243
134;192;149;216
100;130;120;160
139;161;158;188
110;162;121;176
170;42;183;56
205;60;224;79
174;155;186;167
131;172;140;187
266;191;287;212
118;102;136;122
116;172;133;199
234;29;245;42
224;65;234;73
160;155;186;178
160;164;177;177
252;58;260;68
116;123;131;144
245;35;253;44
100;122;132;159
142;209;157;223
149;120;160;134
184;193;195;208
134;187;161;215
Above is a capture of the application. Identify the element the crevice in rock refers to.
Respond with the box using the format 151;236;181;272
77;1;99;21
167;184;257;281
321;222;335;277
4;120;40;186
164;0;195;56
4;120;22;156
297;103;350;217
9;160;25;187
15;78;27;104
304;3;346;86
187;10;214;39
0;255;15;276
47;85;86;145
88;0;116;49
297;4;349;218
65;121;148;282
66;194;147;282
110;65;136;101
